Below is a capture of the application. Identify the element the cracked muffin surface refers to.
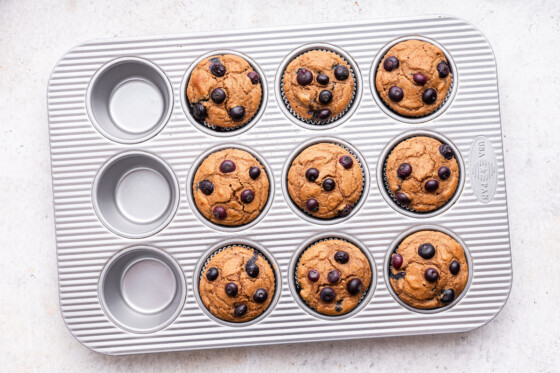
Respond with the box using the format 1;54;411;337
389;230;468;309
385;136;459;212
193;148;269;226
287;143;363;219
296;239;371;316
186;54;262;128
200;246;275;322
375;39;452;117
282;50;355;122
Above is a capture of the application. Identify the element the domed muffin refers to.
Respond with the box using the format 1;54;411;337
186;54;262;129
200;246;275;322
296;239;371;316
385;136;459;212
375;39;452;117
282;50;355;123
193;148;269;226
389;230;468;309
287;143;363;219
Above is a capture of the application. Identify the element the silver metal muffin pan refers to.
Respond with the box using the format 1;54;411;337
48;15;512;355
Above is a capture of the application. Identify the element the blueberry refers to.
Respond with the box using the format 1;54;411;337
334;251;349;264
449;261;460;275
240;189;255;204
307;269;320;282
206;267;219;281
440;289;455;303
437;61;450;78
418;243;436;259
320;287;335;303
438;144;455;160
225;282;238;297
397;163;412;179
425;179;439;192
339;155;353;169
388;86;404;102
245;262;259;278
229;106;246;121
213;206;227;220
192;102;207;120
327;269;341;283
422;88;437;104
338;204;352;217
253;288;268;303
438;166;451;180
305;198;319;212
346;278;363;295
247;71;260;84
392;253;403;269
413;73;427;85
249;166;261;179
198;180;214;195
334;65;349;81
317;74;329;85
296;68;313;86
319;90;333;104
315;108;332;121
383;56;399;72
395;192;411;205
211;88;226;104
234;304;247;317
425;268;439;283
220;160;236;173
209;61;226;77
305;168;319;182
322;178;335;191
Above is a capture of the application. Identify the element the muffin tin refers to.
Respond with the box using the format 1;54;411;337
47;15;512;355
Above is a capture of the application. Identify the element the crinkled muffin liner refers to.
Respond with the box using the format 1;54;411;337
199;244;277;324
280;48;357;126
294;237;371;317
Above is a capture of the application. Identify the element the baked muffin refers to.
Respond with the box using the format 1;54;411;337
282;50;355;122
375;39;452;117
385;136;459;212
186;54;262;128
389;230;468;309
193;148;269;226
296;239;371;316
200;246;275;322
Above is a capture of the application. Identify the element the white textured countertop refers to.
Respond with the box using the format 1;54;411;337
0;0;558;371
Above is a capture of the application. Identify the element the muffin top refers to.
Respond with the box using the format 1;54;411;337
200;246;275;322
385;136;459;212
297;239;371;316
389;230;468;309
288;143;363;219
193;148;269;226
282;50;355;122
186;54;262;128
375;40;452;117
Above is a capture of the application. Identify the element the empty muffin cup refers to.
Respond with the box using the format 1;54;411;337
99;246;186;333
87;57;173;144
93;151;180;238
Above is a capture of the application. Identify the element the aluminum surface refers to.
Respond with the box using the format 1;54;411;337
47;15;512;355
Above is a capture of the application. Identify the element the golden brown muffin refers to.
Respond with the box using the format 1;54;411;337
288;143;363;219
193;148;269;226
389;230;468;309
375;40;452;117
282;50;355;122
297;239;371;316
200;246;275;322
186;54;262;128
385;136;459;212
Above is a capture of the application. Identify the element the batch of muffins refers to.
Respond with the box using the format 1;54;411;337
182;38;468;323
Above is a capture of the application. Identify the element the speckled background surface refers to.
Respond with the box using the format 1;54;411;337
1;0;559;371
